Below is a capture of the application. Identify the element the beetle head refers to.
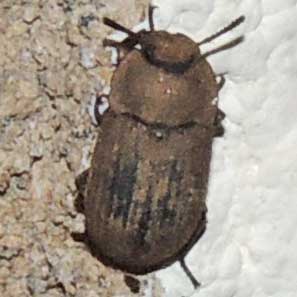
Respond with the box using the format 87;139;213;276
138;31;200;74
103;14;245;73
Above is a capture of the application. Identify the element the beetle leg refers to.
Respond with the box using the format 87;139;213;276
103;38;130;65
75;169;89;213
124;275;141;294
180;258;200;288
72;169;89;242
214;124;225;137
216;74;226;91
103;36;139;51
104;35;140;64
75;169;89;195
103;38;122;48
213;108;225;137
94;94;110;125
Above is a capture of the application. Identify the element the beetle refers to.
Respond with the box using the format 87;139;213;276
75;5;244;289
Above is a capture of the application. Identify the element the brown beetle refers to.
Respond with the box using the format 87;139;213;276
76;6;244;289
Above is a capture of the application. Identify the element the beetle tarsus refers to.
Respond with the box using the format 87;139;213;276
124;275;141;294
213;108;225;137
214;124;225;137
75;169;89;213
75;169;89;195
216;74;226;91
180;258;200;288
216;108;226;122
71;232;87;243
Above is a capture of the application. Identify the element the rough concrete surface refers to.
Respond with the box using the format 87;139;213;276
0;1;165;296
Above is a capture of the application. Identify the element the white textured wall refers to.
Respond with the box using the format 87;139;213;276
149;1;297;296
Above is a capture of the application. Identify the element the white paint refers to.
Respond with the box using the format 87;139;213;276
88;87;110;125
80;46;97;69
97;96;110;115
145;0;297;296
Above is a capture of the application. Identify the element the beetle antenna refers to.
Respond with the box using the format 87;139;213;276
198;16;245;45
103;17;137;37
180;258;200;288
201;36;244;59
148;4;157;31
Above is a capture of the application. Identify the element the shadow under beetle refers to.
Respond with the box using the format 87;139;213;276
75;5;245;290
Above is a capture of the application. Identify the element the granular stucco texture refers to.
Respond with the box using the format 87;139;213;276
0;1;164;297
